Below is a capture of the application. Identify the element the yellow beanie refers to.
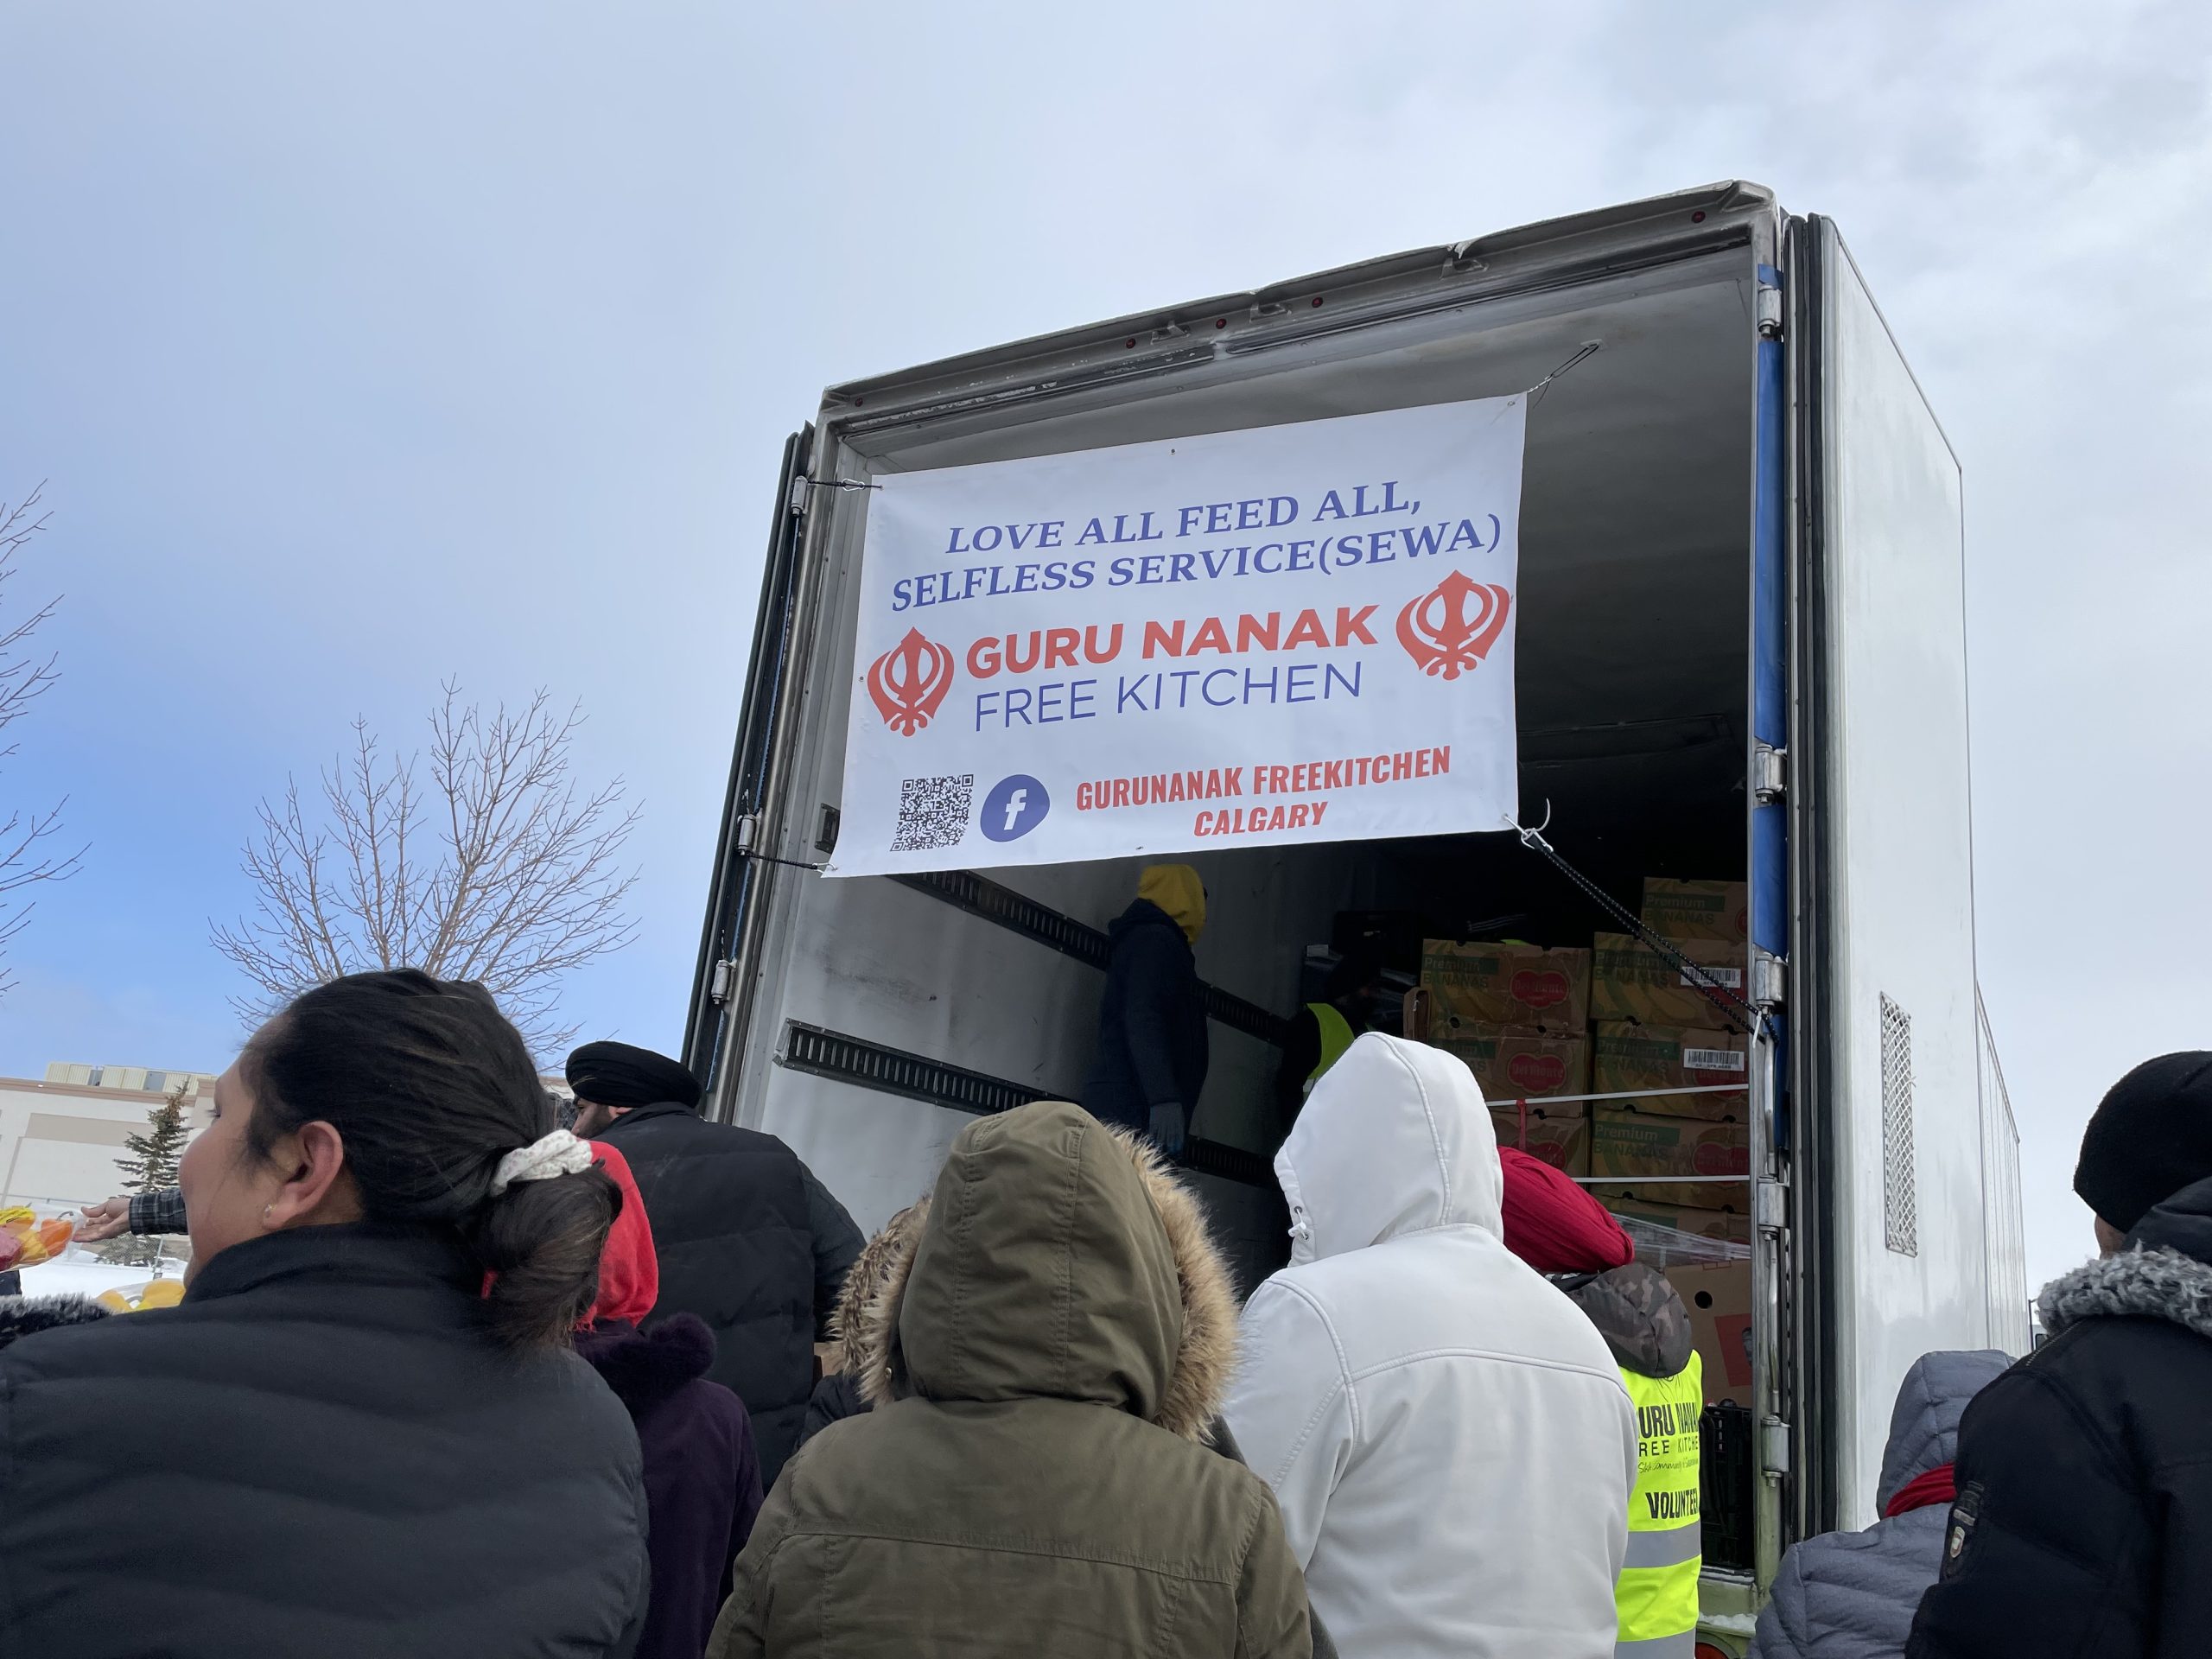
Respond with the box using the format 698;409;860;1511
1137;864;1206;945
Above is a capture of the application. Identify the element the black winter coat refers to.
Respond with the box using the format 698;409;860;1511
594;1102;863;1487
579;1314;764;1659
798;1368;868;1448
1908;1176;2212;1658
1081;898;1209;1133
0;1224;648;1658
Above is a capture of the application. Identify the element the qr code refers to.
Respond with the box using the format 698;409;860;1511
892;774;975;851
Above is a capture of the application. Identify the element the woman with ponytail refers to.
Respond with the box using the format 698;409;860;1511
0;969;651;1658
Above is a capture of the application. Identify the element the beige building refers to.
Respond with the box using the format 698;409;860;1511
0;1065;217;1212
3;1063;578;1216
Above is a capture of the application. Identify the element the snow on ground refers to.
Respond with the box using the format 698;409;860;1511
15;1255;180;1300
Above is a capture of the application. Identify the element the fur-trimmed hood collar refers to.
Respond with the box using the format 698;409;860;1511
575;1313;716;1414
2042;1175;2212;1344
0;1294;110;1352
825;1198;930;1377
859;1101;1236;1441
2040;1247;2212;1344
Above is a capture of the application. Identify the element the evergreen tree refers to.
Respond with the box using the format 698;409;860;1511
103;1083;194;1268
114;1083;191;1198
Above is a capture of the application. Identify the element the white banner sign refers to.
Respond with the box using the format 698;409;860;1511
827;395;1526;875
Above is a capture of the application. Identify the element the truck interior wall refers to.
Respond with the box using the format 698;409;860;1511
734;253;1758;1268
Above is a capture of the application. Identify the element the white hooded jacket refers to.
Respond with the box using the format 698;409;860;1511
1224;1033;1638;1659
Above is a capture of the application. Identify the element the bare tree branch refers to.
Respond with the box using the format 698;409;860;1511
209;681;640;1057
0;482;83;997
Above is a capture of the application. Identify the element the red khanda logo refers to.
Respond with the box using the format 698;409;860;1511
1397;570;1513;680
867;628;956;736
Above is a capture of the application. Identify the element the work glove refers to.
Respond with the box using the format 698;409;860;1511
1148;1102;1187;1158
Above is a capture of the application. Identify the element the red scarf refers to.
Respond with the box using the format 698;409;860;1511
1884;1462;1957;1518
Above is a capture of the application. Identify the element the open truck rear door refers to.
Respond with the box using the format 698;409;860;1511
683;426;814;1088
1786;215;1987;1533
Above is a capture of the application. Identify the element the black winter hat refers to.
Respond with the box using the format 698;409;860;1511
565;1040;702;1110
2074;1051;2212;1234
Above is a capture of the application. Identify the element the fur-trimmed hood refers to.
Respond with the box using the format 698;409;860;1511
0;1294;110;1352
824;1198;930;1377
2040;1247;2212;1343
858;1101;1236;1441
2041;1174;2212;1344
575;1312;717;1414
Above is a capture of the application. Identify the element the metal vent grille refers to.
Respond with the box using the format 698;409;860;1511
784;1021;1048;1116
1880;995;1918;1256
778;1021;1273;1187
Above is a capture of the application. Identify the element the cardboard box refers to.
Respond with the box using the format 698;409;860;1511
1603;1194;1753;1248
1487;1103;1591;1176
1590;931;1748;1028
1665;1263;1754;1407
1435;1020;1592;1102
1421;940;1591;1033
1641;877;1749;946
1591;1021;1749;1122
1592;1105;1751;1184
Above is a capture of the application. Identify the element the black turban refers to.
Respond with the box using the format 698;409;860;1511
565;1040;702;1109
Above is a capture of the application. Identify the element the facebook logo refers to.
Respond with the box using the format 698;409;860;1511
980;774;1050;842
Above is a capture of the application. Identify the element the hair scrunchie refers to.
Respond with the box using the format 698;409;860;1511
488;1128;595;1197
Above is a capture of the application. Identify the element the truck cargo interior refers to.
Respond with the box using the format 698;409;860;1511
728;245;1764;1559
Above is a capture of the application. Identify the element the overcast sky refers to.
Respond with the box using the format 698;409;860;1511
2;1;2206;1291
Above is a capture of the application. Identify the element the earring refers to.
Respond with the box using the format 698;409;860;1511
261;1203;274;1225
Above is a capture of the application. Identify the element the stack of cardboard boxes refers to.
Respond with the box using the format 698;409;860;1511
1421;938;1593;1177
1584;877;1751;1243
1420;876;1754;1405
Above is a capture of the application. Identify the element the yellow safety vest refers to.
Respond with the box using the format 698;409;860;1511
1617;1354;1703;1658
1304;1002;1358;1097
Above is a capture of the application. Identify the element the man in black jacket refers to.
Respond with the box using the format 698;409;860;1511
1081;863;1209;1155
1909;1050;2212;1659
569;1040;864;1489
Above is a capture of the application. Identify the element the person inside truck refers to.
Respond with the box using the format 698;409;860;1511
1273;944;1382;1138
1907;1050;2212;1659
1081;863;1209;1157
567;1039;864;1491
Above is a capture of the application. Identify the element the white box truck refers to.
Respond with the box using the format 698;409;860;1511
681;181;2029;1643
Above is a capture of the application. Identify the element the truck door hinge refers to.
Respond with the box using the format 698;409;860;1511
1757;279;1784;340
734;813;760;854
1761;1417;1793;1478
1753;951;1788;1007
709;957;737;1005
786;474;810;516
1756;1178;1789;1234
1753;743;1787;804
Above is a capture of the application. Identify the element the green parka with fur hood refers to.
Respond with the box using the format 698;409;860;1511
708;1100;1312;1659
